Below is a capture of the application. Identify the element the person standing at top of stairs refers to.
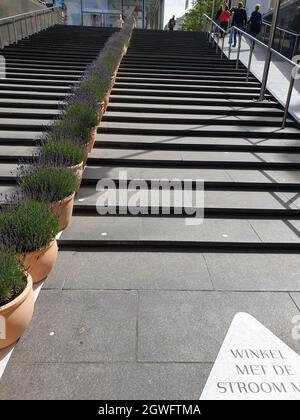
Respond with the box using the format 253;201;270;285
230;2;247;47
247;4;262;39
168;15;176;31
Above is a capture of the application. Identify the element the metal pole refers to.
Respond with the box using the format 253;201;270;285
13;17;17;43
221;35;225;58
281;71;295;128
216;32;220;53
142;0;145;29
80;0;83;26
210;0;216;44
263;24;266;43
246;42;254;82
35;12;39;32
25;16;29;37
236;31;241;69
280;31;285;53
259;0;281;100
228;27;233;59
292;34;298;58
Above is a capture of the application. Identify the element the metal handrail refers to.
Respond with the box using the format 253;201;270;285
0;7;64;49
261;20;299;58
203;13;300;128
262;20;298;37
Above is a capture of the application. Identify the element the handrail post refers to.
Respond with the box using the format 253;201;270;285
281;70;295;129
221;35;225;58
236;31;241;70
292;35;298;58
280;31;285;54
246;41;254;82
228;28;232;59
263;24;266;43
259;0;281;101
35;12;39;33
24;16;28;37
216;32;220;53
13;17;18;43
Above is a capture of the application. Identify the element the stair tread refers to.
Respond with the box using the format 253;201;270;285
59;216;300;244
104;112;290;123
94;134;299;148
99;121;298;133
75;187;298;211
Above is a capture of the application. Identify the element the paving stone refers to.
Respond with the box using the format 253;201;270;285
55;251;213;290
0;363;33;400
290;293;300;311
0;362;212;400
204;253;300;291
138;291;300;362
10;290;137;363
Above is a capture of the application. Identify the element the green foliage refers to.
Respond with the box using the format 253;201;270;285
0;252;27;307
40;138;85;166
51;118;90;143
0;200;59;254
182;0;224;32
19;166;77;203
64;94;99;128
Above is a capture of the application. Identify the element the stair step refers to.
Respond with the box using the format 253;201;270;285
103;112;291;126
74;186;299;215
93;134;300;152
109;95;279;108
99;122;298;136
111;89;272;100
58;216;300;250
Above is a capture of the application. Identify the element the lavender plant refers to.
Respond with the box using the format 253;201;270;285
0;252;27;306
0;199;59;255
18;164;77;203
39;135;85;167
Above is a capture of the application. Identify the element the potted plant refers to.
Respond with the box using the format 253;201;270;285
39;135;85;192
18;165;77;231
64;88;101;153
0;199;59;283
0;252;34;349
49;117;91;164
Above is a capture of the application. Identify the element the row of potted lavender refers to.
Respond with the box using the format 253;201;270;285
0;16;136;349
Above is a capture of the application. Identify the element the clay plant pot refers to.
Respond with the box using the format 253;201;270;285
69;161;84;194
22;240;58;284
51;192;75;231
87;127;97;153
0;275;34;349
103;93;110;113
98;101;105;119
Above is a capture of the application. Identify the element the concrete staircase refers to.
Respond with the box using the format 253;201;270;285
1;28;300;401
0;28;300;249
64;30;300;251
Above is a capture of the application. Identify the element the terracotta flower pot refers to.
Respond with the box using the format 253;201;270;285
103;93;110;113
87;127;97;153
69;161;84;194
51;192;75;231
22;240;58;284
0;275;34;349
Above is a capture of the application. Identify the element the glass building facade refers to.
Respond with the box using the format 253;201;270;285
63;0;165;29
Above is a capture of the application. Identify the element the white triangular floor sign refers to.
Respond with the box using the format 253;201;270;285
200;312;300;400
